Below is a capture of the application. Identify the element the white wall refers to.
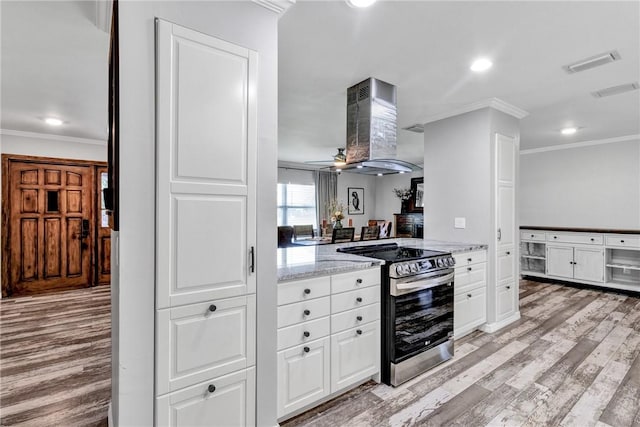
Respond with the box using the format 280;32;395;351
519;139;640;229
0;131;106;161
117;2;279;425
373;171;421;228
336;172;378;231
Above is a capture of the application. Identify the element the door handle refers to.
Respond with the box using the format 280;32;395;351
249;246;255;273
81;219;90;239
497;228;502;242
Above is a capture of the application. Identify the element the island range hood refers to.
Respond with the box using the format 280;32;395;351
334;78;421;175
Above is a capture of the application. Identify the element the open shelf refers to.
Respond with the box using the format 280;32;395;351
606;263;640;271
522;255;546;260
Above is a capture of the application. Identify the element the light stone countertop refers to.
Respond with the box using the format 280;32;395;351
277;238;487;282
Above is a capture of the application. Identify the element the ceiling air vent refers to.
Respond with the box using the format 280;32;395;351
563;50;621;74
403;124;424;133
591;82;639;98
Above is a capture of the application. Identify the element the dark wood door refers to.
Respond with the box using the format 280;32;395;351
95;166;111;284
3;158;95;296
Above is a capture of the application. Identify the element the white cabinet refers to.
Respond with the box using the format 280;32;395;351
277;338;331;417
453;250;487;338
496;283;517;320
330;322;380;393
547;245;604;283
277;267;381;421
156;368;255;427
155;19;257;425
547;246;575;279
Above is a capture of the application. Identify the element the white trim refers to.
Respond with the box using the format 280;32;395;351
520;134;640;155
0;129;106;146
252;0;296;14
480;311;521;333
423;97;529;125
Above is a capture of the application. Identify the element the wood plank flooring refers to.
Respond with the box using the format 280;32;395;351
282;280;640;427
0;286;110;426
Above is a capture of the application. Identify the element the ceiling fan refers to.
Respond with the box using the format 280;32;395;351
304;147;347;168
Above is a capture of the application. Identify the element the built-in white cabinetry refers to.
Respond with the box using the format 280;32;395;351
155;20;257;426
277;267;381;421
452;250;487;338
521;229;640;293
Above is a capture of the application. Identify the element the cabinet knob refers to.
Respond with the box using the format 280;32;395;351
467;267;472;272
303;331;310;338
303;309;311;316
357;316;363;321
208;384;216;393
356;278;363;284
356;329;363;335
467;258;472;262
531;234;534;238
554;236;557;239
506;251;511;255
304;288;311;294
590;238;595;242
208;304;217;312
621;240;625;243
506;286;511;289
303;346;310;353
467;293;472;298
356;297;363;303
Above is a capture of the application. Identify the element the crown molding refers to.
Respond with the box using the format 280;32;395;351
252;0;296;14
423;97;529;125
519;134;640;155
0;129;106;146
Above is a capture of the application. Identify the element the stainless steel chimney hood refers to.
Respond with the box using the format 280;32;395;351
333;78;421;175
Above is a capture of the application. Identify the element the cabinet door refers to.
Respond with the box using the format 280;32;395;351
330;321;380;393
277;338;330;418
156;295;255;395
547;246;574;278
574;247;604;283
497;250;515;283
496;283;516;320
454;287;486;338
156;367;255;427
156;20;257;308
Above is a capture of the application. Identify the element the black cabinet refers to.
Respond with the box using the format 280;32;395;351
394;213;424;238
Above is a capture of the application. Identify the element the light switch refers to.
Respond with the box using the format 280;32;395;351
454;217;466;229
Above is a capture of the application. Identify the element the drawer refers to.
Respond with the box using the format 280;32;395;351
331;286;380;314
278;296;330;328
156;295;255;395
331;303;380;334
605;234;640;249
453;250;487;267
277;316;330;351
331;268;380;294
521;231;545;241
546;232;603;245
454;265;486;295
278;276;330;306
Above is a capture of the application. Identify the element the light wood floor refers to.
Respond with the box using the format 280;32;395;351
283;280;640;427
0;285;110;426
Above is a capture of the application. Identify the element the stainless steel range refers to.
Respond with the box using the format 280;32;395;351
338;243;455;386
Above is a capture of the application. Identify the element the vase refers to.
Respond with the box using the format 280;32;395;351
401;200;410;214
334;219;343;229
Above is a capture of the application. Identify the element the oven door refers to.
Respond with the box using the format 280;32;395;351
389;269;454;363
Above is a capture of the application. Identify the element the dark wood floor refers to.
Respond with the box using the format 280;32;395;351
0;285;110;426
283;280;640;427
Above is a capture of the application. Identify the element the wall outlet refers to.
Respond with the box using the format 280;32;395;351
454;217;466;229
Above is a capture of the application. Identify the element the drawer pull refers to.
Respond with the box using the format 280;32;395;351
506;251;511;255
208;304;217;312
208;384;216;393
506;286;511;289
303;346;310;353
467;267;472;272
303;309;311;316
621;240;625;243
356;329;363;335
303;331;310;338
356;278;363;284
356;297;363;303
554;236;558;239
357;316;363;321
304;288;311;294
467;293;472;298
467;258;472;262
590;238;595;242
531;234;534;238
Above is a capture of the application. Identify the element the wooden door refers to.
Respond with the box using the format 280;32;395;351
3;158;94;296
95;166;111;284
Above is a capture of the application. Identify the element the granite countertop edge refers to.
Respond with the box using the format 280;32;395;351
277;238;488;282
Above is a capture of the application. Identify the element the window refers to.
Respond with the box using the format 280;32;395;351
277;183;317;229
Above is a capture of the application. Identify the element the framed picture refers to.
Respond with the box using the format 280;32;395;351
348;187;364;215
409;177;424;213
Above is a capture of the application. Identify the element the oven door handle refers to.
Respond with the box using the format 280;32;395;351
392;272;454;294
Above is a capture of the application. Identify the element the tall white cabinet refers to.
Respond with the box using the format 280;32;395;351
155;19;257;426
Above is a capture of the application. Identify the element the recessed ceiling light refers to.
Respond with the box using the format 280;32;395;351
561;127;577;135
346;0;376;7
377;173;383;176
470;58;493;72
45;117;63;126
399;171;405;174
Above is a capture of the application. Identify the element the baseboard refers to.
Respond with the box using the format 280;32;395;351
480;311;521;333
108;402;113;427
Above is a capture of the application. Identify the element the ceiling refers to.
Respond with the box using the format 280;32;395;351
1;1;638;162
278;1;640;166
